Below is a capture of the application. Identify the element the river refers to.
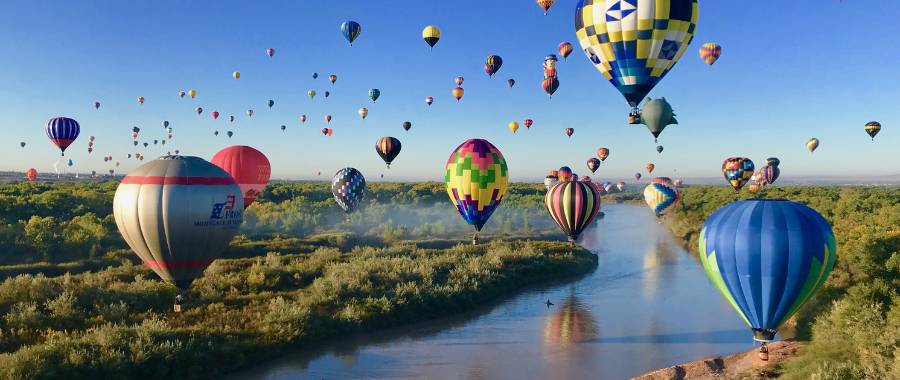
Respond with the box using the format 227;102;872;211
229;204;753;379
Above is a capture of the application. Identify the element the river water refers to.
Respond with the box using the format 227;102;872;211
230;204;753;380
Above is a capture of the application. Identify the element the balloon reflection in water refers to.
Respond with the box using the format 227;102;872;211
544;291;599;345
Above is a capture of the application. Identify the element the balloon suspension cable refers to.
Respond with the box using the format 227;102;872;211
472;231;479;245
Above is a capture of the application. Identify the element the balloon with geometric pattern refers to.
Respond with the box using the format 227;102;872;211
444;139;509;242
643;177;680;217
722;157;755;191
864;121;881;140
545;180;602;244
699;43;722;65
332;167;366;216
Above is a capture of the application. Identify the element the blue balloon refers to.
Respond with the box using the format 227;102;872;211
46;117;80;156
699;200;836;342
341;21;361;46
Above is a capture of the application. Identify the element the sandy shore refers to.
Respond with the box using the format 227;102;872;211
632;340;802;380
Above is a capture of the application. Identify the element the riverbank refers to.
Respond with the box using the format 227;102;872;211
633;340;802;380
0;239;597;379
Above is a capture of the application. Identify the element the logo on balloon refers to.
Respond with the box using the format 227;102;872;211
207;195;242;223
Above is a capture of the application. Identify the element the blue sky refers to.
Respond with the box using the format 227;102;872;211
1;1;897;181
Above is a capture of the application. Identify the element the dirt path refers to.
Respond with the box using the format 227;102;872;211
632;340;802;380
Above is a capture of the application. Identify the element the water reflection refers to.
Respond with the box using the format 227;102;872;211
544;290;599;346
641;233;680;298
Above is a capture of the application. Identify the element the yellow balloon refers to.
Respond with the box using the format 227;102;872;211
188;89;197;99
508;121;519;133
232;71;241;79
422;25;441;48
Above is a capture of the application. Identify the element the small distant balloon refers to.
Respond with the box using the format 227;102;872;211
558;42;573;59
507;78;515;88
369;88;380;102
93;101;100;109
358;107;368;119
425;96;434;106
422;25;441;48
452;87;464;101
508;121;519;134
266;48;275;57
806;138;819;152
328;74;337;84
267;99;274;108
536;0;556;15
656;145;664;154
564;128;574;137
523;119;533;129
232;71;241;79
188;89;197;99
341;20;361;46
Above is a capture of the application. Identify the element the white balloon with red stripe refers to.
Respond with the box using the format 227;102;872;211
113;155;243;290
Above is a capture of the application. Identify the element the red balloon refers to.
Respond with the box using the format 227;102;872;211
25;168;37;181
211;145;271;209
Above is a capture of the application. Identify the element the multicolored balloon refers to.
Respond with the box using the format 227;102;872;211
299;114;307;123
564;128;574;137
615;181;625;192
700;200;835;342
864;121;881;140
138;96;145;104
646;163;655;174
759;164;780;185
643;177;680;217
46;117;80;156
375;136;401;168
545;181;602;243
537;0;556;15
722;157;755;191
328;74;337;84
558;42;573;60
452;87;464;101
484;55;503;77
557;166;573;182
341;21;362;46
542;77;560;97
322;128;333;136
211;145;271;209
422;25;441;48
806;138;819;152
425;96;434;106
402;121;412;131
575;0;697;111
596;147;609;161
332;167;366;215
196;107;203;115
699;43;722;65
634;173;642;181
455;75;464;86
232;71;241;80
369;88;380;102
266;48;275;57
586;158;600;173
113;156;243;290
444;139;509;239
523;119;533;129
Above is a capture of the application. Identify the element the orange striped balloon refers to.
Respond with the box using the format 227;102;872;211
545;181;602;244
699;43;722;65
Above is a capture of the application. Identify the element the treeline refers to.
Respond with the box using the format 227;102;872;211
664;186;899;379
0;181;563;267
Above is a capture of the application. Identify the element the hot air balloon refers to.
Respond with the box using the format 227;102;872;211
232;71;241;79
138;97;145;104
634;173;642;181
544;173;559;191
640;98;678;142
545;181;602;245
179;90;186;98
322;128;333;136
864;121;881;140
332;167;366;218
596;148;609;161
564;128;574;137
643;177;681;217
247;109;254;117
615;181;625;192
280;125;286;132
699;43;722;65
213;131;219;136
455;75;464;86
93;101;100;109
766;157;780;167
375;137;401;168
25;168;37;181
806;138;819;152
211;111;219;120
368;88;380;102
46;117;80;156
759;164;780;185
20;141;25;148
700;200;835;346
328;74;337;84
311;72;318;79
542;77;559;97
267;48;275;57
299;114;307;123
537;0;556;15
324;91;330;98
226;131;233;138
325;114;332;123
523;119;533;129
722;157;755;191
402;121;412;131
544;54;559;70
452;87;464;101
484;55;503;77
575;0;697;118
341;21;361;46
188;89;197;99
163;120;170;128
558;42;573;60
308;90;316;99
656;145;664;154
113;156;243;310
267;99;274;108
508;121;519;133
422;25;441;48
211;145;271;209
196;107;203;115
357;107;368;119
445;139;509;244
508;79;515;87
425;96;434;106
646;163;655;174
558;166;573;182
586;158;600;173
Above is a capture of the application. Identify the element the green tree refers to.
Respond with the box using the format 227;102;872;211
22;216;62;261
